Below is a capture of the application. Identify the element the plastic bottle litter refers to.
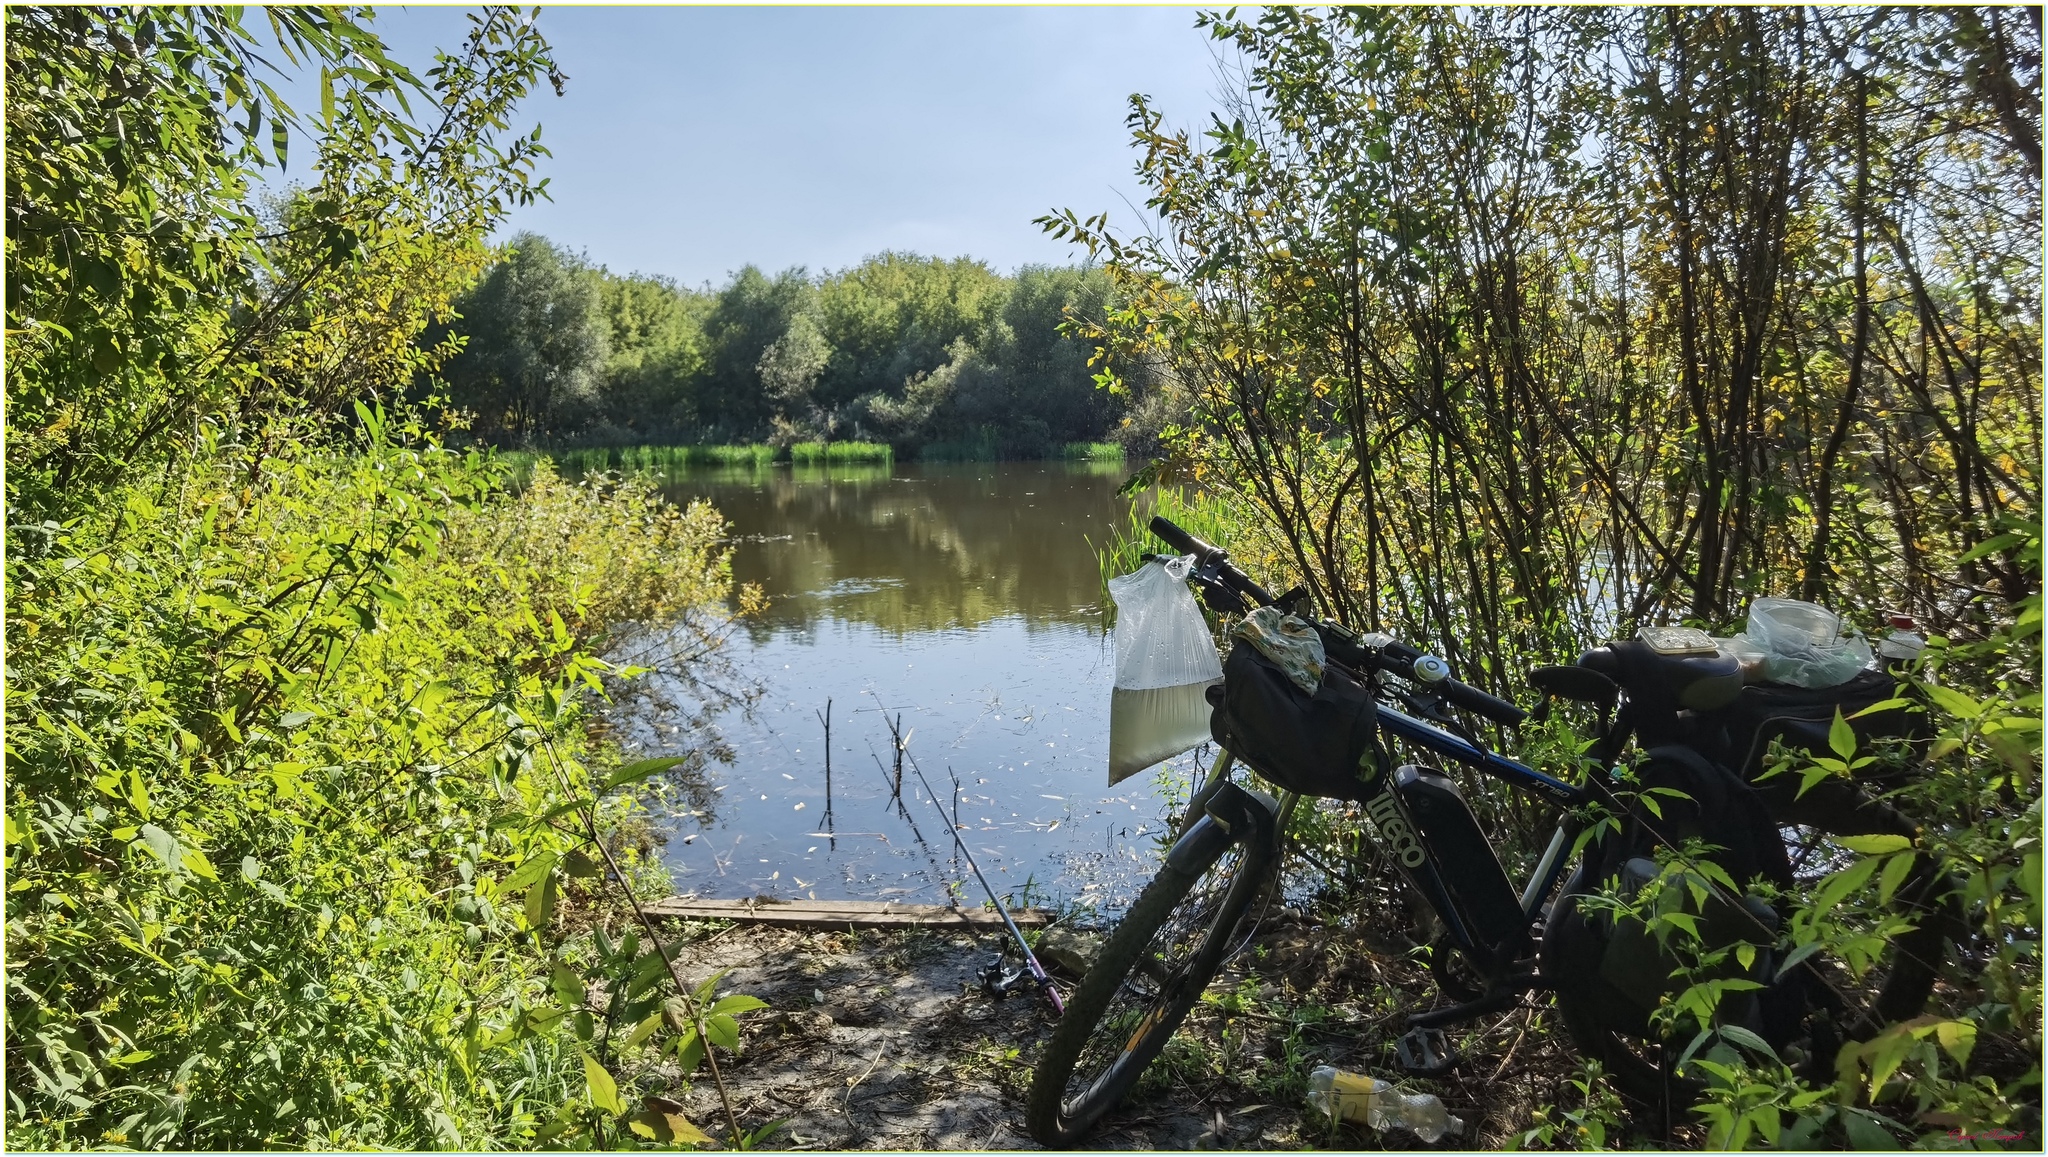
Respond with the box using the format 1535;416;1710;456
1307;1066;1465;1143
1877;613;1926;667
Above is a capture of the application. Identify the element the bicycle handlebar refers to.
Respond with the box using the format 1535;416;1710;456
1147;516;1277;608
1149;515;1527;727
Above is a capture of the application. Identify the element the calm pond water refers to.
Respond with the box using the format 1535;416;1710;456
630;461;1206;913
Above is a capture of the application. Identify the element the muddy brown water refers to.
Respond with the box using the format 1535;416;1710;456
631;460;1212;915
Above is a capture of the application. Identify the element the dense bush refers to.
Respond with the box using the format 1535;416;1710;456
4;7;760;1147
5;424;737;1148
1073;6;2040;1144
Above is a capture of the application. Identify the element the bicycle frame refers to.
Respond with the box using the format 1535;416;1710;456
1182;695;1594;1019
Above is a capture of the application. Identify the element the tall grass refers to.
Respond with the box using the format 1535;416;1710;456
1093;486;1256;625
788;440;893;465
1062;441;1125;463
550;444;776;478
546;442;893;478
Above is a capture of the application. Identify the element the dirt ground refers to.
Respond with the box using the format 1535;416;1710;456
650;916;1592;1152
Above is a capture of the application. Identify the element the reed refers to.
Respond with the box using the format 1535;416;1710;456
1061;441;1125;463
789;441;893;465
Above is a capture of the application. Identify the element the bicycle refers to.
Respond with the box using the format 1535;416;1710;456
1025;516;1956;1146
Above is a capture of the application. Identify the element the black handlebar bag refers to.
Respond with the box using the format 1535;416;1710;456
1210;639;1385;801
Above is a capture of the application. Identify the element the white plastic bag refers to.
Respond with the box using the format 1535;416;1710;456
1106;556;1223;785
1736;596;1872;688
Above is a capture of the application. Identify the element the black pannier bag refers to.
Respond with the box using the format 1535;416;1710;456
1712;667;1933;794
1543;746;1796;1040
1209;638;1385;801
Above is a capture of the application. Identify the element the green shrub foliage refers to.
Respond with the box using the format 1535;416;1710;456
4;7;751;1148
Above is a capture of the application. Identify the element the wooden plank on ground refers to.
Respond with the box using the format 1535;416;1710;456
641;897;1051;929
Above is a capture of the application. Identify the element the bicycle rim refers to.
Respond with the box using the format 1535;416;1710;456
1027;832;1268;1146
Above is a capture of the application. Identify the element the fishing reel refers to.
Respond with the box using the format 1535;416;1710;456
978;954;1032;999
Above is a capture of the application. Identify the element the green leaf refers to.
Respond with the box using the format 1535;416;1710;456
1840;1107;1897;1150
562;848;602;879
674;1027;705;1074
621;1011;663;1050
694;970;727;1004
136;824;179;870
180;846;218;881
1957;531;2024;563
528;796;595;828
582;1052;624;1116
501;851;557;894
1932;1018;1977;1069
551;958;587;1007
1836;834;1911;856
601;756;686;793
710;994;768;1016
1828;709;1857;761
1811;855;1882;916
1877;849;1916;906
1775;940;1823;981
1715;1024;1778;1059
534;874;559;928
704;1013;740;1050
1922;682;1985;720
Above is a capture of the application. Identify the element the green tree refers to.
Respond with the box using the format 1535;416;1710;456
591;271;711;440
757;309;834;442
696;264;816;439
3;5;555;518
438;232;611;441
816;251;1009;420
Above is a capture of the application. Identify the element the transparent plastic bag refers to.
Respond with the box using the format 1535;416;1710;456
1106;556;1223;785
1736;596;1872;688
1109;555;1224;690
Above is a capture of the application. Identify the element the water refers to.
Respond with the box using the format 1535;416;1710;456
628;460;1208;914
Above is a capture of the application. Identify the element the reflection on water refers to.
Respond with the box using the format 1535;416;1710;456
694;460;1129;634
633;461;1202;913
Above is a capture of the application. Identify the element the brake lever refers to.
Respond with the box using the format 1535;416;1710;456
1192;560;1249;614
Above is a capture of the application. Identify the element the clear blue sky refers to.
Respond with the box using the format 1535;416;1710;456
355;6;1233;287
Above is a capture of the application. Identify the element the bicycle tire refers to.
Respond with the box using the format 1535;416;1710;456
1025;817;1276;1147
1553;837;1956;1110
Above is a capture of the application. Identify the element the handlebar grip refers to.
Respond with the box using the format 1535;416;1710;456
1147;516;1214;563
1329;630;1528;726
1148;516;1275;607
1441;681;1528;727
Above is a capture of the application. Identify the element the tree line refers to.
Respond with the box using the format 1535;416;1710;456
432;239;1169;458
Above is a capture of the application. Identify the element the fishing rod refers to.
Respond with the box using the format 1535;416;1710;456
890;724;1064;1016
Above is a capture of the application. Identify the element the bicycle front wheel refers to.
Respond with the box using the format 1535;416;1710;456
1025;815;1275;1147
